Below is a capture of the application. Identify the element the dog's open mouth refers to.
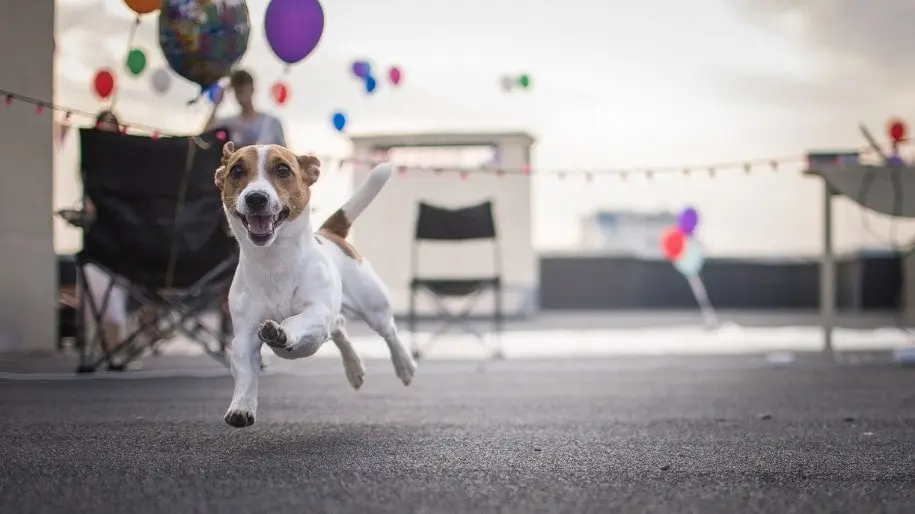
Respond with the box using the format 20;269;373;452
237;208;290;245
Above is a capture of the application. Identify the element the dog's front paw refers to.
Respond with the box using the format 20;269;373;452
258;320;288;350
224;408;255;428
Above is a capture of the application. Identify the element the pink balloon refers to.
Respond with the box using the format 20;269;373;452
388;66;402;86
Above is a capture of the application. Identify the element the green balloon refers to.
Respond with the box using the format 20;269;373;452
518;74;530;88
126;48;147;76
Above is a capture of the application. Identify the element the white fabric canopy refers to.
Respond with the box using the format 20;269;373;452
806;164;915;218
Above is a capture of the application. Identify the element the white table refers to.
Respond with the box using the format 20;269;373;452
804;163;915;351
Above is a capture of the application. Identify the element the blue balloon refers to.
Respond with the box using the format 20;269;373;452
331;111;346;132
365;75;377;94
674;238;706;277
206;83;222;103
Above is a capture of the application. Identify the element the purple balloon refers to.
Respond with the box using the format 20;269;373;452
677;207;699;235
265;0;325;65
352;61;369;79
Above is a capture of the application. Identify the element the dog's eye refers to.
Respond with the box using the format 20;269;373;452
229;164;243;180
275;164;291;178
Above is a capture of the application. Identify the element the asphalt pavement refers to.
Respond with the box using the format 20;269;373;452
1;356;914;513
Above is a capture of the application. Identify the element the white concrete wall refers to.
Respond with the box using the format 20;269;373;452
0;0;56;351
350;133;538;317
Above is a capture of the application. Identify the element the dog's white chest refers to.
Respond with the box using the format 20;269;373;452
260;273;308;321
232;253;341;324
232;272;303;323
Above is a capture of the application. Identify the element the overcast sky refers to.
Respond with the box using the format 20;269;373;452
52;0;915;254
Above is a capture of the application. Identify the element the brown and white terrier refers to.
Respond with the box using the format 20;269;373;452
215;142;416;428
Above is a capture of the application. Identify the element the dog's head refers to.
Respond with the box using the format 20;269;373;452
214;142;321;247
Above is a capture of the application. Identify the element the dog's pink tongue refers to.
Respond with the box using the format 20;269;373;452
247;215;274;235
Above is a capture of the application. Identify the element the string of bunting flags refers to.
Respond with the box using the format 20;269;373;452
1;87;890;181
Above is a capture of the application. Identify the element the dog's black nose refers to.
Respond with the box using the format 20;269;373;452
245;192;269;210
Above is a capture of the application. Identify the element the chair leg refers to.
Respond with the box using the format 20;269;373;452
492;284;504;360
409;285;420;359
102;320;128;371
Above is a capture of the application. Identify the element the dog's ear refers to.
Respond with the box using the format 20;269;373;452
297;154;321;185
214;165;226;191
215;141;236;190
221;141;235;165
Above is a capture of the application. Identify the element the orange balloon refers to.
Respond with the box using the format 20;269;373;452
124;0;161;15
660;227;686;261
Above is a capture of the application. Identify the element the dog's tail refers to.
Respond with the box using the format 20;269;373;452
319;162;392;239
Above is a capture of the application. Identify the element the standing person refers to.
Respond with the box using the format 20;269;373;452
94;109;121;133
204;69;286;147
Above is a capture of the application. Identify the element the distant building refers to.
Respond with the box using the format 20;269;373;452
580;210;677;258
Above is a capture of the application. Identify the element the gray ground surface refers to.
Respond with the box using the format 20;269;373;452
1;356;915;513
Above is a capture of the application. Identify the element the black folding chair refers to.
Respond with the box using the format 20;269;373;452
408;200;503;359
72;128;237;373
57;254;79;351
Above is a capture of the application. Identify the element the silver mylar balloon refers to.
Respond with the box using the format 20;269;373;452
150;68;172;95
500;75;515;92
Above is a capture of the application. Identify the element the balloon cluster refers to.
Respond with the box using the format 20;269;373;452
330;60;403;132
350;60;403;94
500;74;532;92
91;1;252;100
93;0;327;103
90;0;163;99
660;207;706;277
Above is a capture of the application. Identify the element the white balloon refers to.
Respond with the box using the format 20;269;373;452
500;75;514;92
150;68;172;95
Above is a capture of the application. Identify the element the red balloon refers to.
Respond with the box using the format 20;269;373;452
888;119;907;143
271;81;289;105
93;69;115;99
661;227;686;261
388;66;402;86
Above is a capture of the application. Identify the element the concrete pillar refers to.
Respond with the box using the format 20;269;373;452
903;252;915;324
0;0;56;351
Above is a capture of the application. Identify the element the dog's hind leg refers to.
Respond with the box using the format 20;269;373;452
346;263;416;386
368;315;416;386
330;316;365;390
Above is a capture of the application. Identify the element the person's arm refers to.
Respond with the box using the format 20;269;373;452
204;109;226;133
202;88;225;132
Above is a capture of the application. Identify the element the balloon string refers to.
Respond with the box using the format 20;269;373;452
108;16;142;112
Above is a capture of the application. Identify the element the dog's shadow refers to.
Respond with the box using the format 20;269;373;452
215;423;415;470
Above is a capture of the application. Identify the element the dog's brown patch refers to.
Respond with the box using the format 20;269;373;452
214;143;322;222
317;206;357;261
214;142;254;215
316;229;362;262
319;209;352;239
